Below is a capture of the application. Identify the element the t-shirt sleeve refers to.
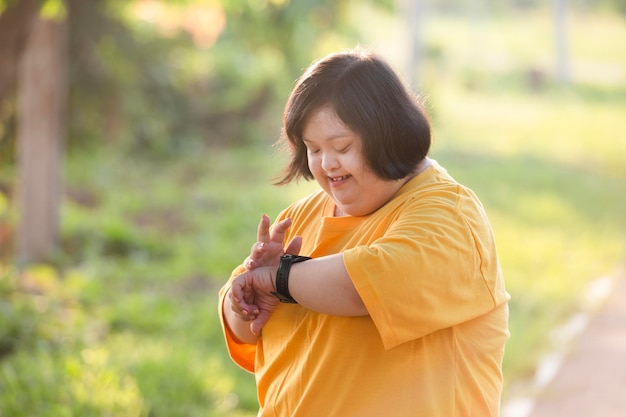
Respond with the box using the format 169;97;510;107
217;264;257;373
343;196;501;350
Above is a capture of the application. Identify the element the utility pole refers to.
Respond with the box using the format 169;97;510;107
554;0;571;84
404;0;425;88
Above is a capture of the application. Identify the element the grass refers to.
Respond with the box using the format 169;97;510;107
1;8;626;416
1;146;301;416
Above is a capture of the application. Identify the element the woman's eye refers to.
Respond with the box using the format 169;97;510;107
308;148;320;155
337;145;350;154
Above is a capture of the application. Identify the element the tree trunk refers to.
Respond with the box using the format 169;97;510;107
16;16;68;264
0;0;39;104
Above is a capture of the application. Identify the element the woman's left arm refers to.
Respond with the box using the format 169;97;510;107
288;254;368;316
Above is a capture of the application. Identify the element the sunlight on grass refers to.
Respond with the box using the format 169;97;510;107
431;85;626;177
0;347;145;416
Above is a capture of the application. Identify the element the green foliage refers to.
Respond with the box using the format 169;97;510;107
0;265;146;416
0;269;39;357
40;0;66;19
0;265;77;358
62;0;366;157
430;0;626;15
1;348;145;416
6;147;270;414
1;145;305;415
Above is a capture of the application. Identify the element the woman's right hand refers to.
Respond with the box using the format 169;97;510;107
229;265;278;336
244;215;302;270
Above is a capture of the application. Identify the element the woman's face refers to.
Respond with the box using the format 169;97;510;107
302;106;407;217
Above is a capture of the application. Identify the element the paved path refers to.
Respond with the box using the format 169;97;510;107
504;273;626;417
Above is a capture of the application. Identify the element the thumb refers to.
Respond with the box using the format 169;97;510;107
284;236;303;256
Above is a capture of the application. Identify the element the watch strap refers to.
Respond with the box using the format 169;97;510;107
270;254;312;303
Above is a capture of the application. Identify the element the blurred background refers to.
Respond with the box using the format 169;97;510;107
0;0;625;415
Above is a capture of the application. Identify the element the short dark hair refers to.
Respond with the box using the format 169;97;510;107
276;49;431;185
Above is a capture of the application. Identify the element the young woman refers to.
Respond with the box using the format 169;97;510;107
219;49;510;416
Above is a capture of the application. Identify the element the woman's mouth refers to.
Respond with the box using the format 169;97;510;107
329;175;351;186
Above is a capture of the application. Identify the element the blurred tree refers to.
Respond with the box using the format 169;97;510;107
0;0;39;168
16;8;68;264
62;0;367;153
596;0;626;13
1;0;375;262
403;0;425;88
1;0;398;159
0;0;40;104
554;0;570;84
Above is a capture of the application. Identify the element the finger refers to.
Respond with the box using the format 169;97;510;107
249;241;267;261
237;301;260;318
231;281;257;315
233;310;255;321
233;295;259;316
229;288;256;320
270;218;293;243
284;236;302;255
250;310;273;336
256;214;271;243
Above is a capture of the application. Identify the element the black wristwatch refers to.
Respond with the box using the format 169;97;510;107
270;254;312;303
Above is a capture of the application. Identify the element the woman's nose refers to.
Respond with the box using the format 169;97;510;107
321;152;340;171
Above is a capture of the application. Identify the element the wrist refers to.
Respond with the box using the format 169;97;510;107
270;254;311;303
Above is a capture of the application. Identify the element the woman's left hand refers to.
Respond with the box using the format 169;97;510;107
244;215;302;270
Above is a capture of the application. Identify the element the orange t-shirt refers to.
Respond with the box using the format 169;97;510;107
218;161;510;416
